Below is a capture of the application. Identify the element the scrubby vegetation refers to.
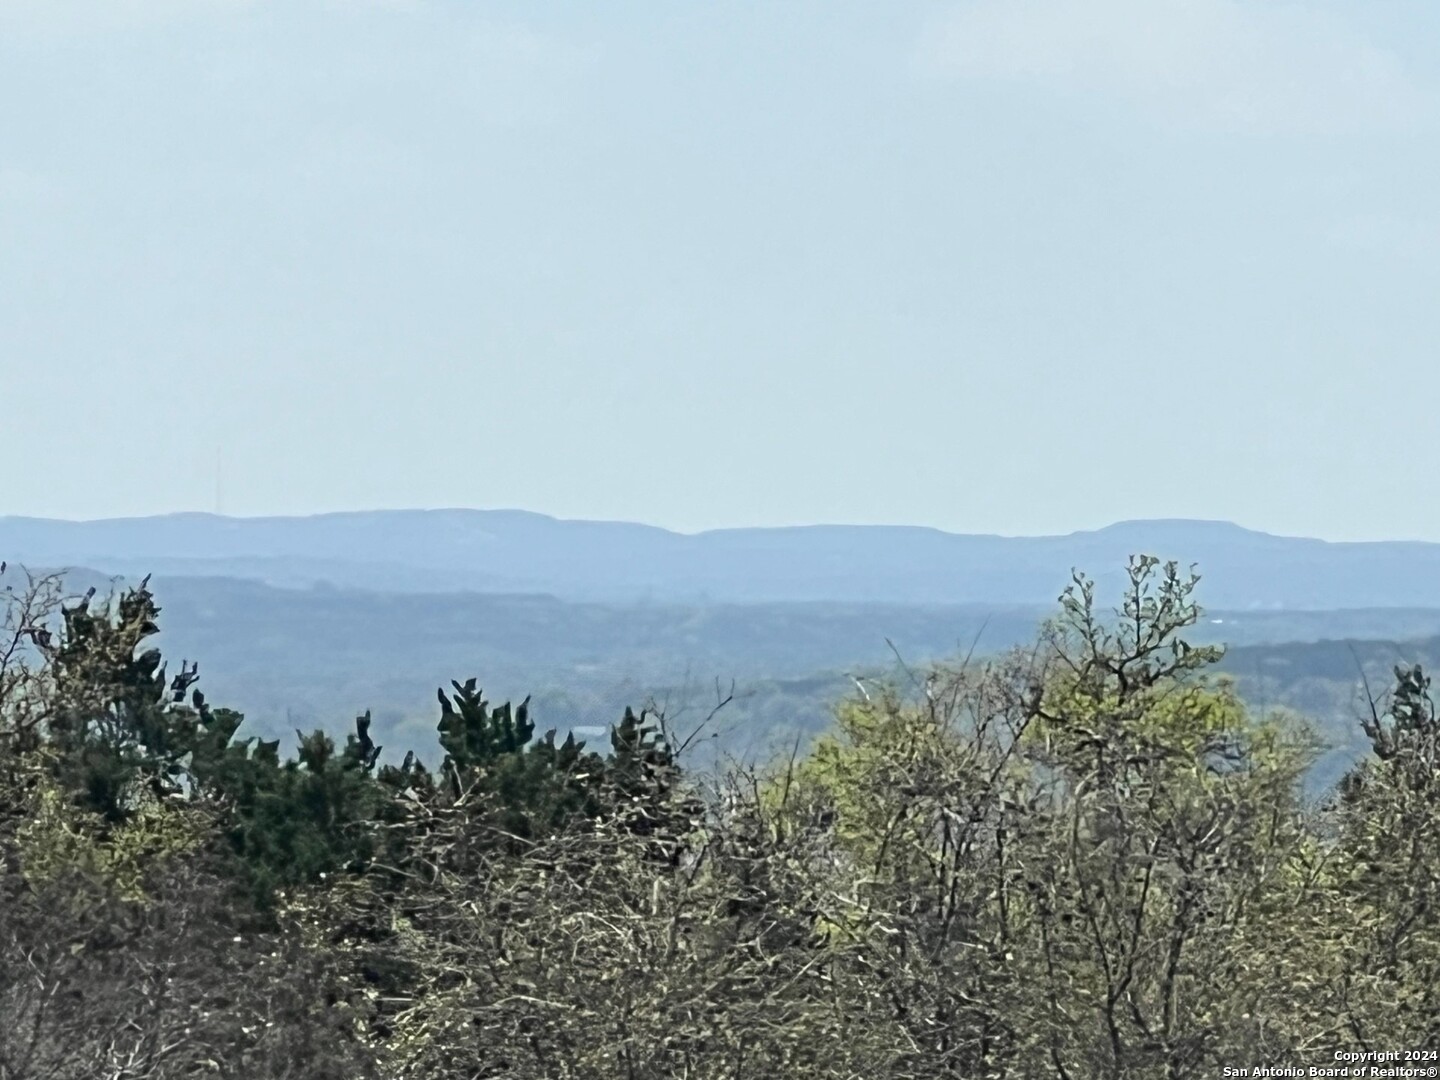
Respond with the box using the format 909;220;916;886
1;556;1437;1078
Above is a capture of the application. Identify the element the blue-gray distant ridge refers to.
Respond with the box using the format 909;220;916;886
2;510;1438;610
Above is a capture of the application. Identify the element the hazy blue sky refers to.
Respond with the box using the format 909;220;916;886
3;1;1438;540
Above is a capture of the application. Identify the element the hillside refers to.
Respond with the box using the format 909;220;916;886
9;510;1440;607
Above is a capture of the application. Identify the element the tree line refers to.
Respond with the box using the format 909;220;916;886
0;555;1435;1078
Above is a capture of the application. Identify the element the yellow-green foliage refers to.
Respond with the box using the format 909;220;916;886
17;782;209;903
773;696;938;846
1027;671;1251;768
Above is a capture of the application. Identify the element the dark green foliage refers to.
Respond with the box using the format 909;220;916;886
434;677;608;842
25;577;686;910
608;704;679;807
436;679;534;766
606;705;702;867
206;716;390;910
23;583;434;907
42;580;248;824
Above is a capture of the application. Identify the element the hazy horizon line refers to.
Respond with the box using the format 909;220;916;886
0;506;1354;544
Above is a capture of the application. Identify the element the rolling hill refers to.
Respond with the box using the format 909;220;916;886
6;510;1440;608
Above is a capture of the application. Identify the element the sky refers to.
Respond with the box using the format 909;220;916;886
2;0;1438;541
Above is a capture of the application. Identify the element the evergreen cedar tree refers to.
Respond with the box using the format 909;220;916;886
17;577;686;912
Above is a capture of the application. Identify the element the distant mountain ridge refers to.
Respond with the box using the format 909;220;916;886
3;509;1440;609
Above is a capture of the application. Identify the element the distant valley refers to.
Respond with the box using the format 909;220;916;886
0;563;1429;796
